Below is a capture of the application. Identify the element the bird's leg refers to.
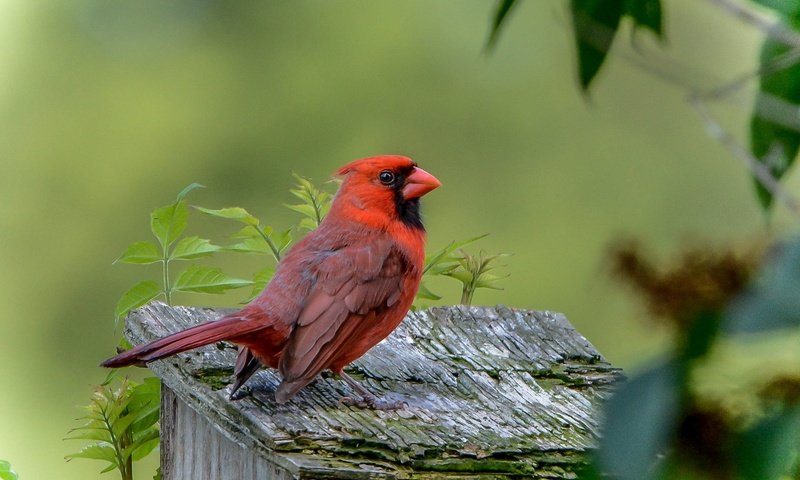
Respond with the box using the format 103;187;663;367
338;371;406;411
229;347;262;401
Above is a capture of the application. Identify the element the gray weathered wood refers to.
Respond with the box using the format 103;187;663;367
125;302;621;479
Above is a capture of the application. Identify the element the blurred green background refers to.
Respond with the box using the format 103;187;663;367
0;0;788;478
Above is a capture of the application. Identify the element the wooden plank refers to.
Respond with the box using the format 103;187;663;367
126;302;622;478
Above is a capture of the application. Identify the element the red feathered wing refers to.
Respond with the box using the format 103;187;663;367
274;237;416;402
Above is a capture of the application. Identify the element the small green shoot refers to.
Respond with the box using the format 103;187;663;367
65;373;160;480
444;250;509;306
416;234;488;302
0;460;18;480
285;173;334;231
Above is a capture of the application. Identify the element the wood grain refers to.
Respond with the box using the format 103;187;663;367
124;302;622;479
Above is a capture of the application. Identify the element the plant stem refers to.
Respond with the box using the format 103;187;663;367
252;225;281;262
461;288;473;306
162;257;172;306
312;195;323;226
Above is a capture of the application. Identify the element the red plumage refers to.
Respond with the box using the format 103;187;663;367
102;155;440;407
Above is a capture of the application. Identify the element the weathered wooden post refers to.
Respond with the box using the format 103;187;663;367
124;302;621;479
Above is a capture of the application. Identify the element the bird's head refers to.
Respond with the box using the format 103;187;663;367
331;155;441;231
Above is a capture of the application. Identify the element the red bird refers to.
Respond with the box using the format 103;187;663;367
102;155;440;408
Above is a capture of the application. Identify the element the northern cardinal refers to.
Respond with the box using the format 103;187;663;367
102;155;440;408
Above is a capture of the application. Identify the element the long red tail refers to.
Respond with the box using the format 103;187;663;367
101;314;264;368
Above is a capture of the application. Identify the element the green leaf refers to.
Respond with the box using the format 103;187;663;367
150;201;189;250
750;34;800;210
226;236;270;254
115;280;161;321
416;282;442;301
65;443;119;464
726;238;800;333
735;405;800;480
170;236;222;260
275;228;293;254
115;241;162;264
625;0;662;37
570;0;625;91
423;234;488;275
150;183;203;249
752;0;800;19
596;358;681;480
286;172;332;230
172;265;253;294
680;310;721;361
487;0;519;49
194;206;259;226
0;460;18;480
131;436;159;461
284;202;318;221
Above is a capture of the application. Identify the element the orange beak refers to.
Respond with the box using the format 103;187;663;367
402;166;441;200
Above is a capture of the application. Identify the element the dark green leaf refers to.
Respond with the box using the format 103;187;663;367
735;405;800;480
570;0;625;91
752;0;800;19
115;280;161;321
726;238;800;333
680;310;721;361
596;358;681;480
487;0;519;49
170;236;222;260
750;36;800;210
194;206;259;226
625;0;663;37
172;265;253;294
115;241;162;264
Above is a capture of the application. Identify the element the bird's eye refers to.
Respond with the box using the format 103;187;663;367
378;170;395;185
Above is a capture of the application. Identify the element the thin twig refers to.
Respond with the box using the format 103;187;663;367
688;97;800;219
708;0;800;49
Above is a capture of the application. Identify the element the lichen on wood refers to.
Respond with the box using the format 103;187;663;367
125;302;622;479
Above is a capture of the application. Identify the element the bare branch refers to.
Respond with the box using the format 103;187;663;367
688;96;800;219
708;0;800;49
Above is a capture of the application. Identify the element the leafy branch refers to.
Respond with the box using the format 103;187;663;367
445;250;508;306
114;184;252;322
416;234;509;306
488;0;800;214
66;374;160;480
285;172;334;231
